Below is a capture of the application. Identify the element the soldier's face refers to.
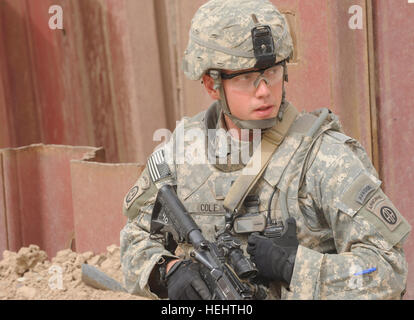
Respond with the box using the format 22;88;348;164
222;73;283;121
202;68;284;123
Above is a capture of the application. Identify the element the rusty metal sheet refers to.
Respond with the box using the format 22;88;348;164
326;0;373;158
0;0;169;164
0;144;104;258
0;0;42;148
70;161;143;254
103;0;169;163
173;0;214;119
0;50;12;148
0;152;8;254
373;0;414;299
275;0;332;113
0;148;23;254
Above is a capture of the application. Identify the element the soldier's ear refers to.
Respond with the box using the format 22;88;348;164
202;74;220;100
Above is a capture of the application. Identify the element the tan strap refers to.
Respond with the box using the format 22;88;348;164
223;104;299;213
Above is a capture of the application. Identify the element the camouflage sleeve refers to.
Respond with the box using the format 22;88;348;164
120;166;178;299
120;118;191;298
284;131;411;300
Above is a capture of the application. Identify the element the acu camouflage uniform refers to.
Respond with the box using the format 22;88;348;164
120;0;410;300
120;101;411;300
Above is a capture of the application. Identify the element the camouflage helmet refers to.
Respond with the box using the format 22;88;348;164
183;0;293;80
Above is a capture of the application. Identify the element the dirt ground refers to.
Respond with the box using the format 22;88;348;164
0;244;148;300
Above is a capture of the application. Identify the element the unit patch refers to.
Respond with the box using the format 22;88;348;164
124;169;153;210
381;207;398;225
126;186;139;204
356;188;411;247
366;193;401;232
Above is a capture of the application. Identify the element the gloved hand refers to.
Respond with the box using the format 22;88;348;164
166;260;211;300
247;217;299;286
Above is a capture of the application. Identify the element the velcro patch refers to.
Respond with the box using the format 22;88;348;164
337;170;381;217
147;149;171;183
125;186;139;204
356;184;376;205
366;193;401;232
124;171;151;210
358;188;411;247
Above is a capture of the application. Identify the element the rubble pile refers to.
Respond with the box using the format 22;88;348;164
0;244;146;300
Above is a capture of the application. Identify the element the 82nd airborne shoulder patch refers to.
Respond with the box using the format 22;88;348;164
366;192;401;232
361;189;411;247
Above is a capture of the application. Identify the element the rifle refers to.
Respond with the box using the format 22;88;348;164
150;184;263;300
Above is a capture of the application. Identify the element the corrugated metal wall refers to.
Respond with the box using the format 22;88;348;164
0;0;169;164
372;0;414;299
0;0;413;298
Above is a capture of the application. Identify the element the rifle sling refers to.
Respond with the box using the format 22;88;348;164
223;104;299;214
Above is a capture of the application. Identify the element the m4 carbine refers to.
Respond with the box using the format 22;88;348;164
150;184;262;300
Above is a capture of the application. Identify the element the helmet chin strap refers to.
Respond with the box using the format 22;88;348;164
210;63;289;131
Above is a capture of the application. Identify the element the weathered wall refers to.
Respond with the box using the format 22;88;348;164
0;144;143;258
0;144;106;257
70;160;143;254
372;0;414;299
0;0;169;164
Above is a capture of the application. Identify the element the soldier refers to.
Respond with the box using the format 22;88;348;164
120;0;411;300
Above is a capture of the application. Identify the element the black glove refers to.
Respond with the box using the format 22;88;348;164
166;260;211;300
247;217;299;286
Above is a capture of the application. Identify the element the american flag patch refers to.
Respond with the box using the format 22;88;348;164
147;149;171;183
